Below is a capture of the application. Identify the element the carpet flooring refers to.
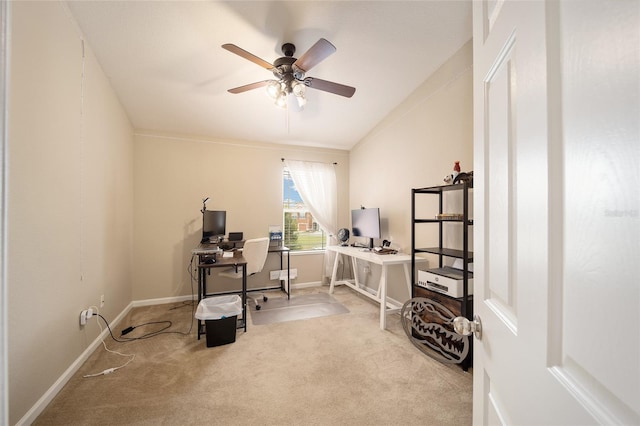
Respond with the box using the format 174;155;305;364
34;286;472;425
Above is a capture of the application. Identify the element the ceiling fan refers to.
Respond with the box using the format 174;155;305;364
222;38;356;108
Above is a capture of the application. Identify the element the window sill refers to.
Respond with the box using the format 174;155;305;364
290;249;326;256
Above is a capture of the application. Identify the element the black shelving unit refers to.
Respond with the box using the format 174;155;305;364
410;181;474;369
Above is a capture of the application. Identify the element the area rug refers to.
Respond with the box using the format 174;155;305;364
247;292;350;325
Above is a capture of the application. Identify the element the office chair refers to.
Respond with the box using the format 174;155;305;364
218;237;270;310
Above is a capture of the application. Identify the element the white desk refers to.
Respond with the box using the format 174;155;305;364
327;245;426;330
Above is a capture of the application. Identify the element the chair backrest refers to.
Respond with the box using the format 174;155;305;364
242;237;270;276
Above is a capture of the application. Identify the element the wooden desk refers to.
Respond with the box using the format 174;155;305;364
197;253;247;337
327;245;426;330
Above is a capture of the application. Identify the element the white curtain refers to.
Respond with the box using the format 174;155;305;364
284;160;338;282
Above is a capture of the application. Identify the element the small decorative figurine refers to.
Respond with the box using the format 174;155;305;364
444;161;473;185
443;161;461;184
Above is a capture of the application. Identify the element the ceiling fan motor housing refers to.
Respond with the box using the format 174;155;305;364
273;56;296;69
281;43;296;57
273;56;301;92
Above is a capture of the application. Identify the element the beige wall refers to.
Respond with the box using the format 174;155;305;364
7;3;134;424
349;40;473;302
133;132;350;300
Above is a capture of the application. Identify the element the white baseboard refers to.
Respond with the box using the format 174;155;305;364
132;294;194;307
291;281;322;289
18;281;323;425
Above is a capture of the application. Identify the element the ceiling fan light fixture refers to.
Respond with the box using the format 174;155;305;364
266;80;282;99
274;93;288;109
223;39;356;108
292;81;307;108
292;80;306;97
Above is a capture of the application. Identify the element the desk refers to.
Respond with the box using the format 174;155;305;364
196;252;247;338
219;241;291;299
328;245;425;330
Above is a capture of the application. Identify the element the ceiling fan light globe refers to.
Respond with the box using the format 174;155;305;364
275;94;287;109
266;81;281;99
292;81;306;97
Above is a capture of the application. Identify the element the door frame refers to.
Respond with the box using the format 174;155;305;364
0;1;9;424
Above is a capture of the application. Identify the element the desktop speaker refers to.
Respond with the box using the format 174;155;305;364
228;232;243;242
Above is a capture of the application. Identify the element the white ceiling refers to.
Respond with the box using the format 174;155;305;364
67;1;472;151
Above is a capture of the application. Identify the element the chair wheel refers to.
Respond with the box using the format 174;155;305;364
256;305;262;310
263;296;268;302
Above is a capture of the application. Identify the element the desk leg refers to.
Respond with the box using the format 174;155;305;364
402;263;412;298
379;265;388;330
197;265;203;340
278;252;284;293
202;267;207;299
197;266;201;301
280;250;291;299
286;250;290;299
242;264;247;332
329;252;341;294
351;257;361;289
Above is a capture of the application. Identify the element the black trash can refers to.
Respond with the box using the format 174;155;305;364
195;295;242;347
204;316;238;347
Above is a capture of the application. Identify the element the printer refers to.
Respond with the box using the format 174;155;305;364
417;259;473;298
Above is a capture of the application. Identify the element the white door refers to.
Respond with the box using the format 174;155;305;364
472;1;639;424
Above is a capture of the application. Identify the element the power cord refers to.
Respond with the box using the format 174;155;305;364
98;314;190;342
83;307;135;378
84;258;199;378
114;258;198;339
118;320;172;340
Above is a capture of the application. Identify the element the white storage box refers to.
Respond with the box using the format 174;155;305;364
417;267;473;298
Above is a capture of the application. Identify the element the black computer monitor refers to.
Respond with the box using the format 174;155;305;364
351;208;381;250
202;210;226;243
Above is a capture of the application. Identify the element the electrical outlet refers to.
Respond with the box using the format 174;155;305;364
79;308;94;326
100;294;105;308
270;269;298;280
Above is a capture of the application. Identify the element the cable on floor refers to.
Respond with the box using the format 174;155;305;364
118;256;199;339
83;307;135;378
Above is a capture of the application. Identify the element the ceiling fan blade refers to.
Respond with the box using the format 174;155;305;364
228;80;273;94
222;44;274;70
304;77;356;98
293;38;336;73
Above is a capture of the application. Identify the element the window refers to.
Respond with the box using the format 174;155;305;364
283;168;326;251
